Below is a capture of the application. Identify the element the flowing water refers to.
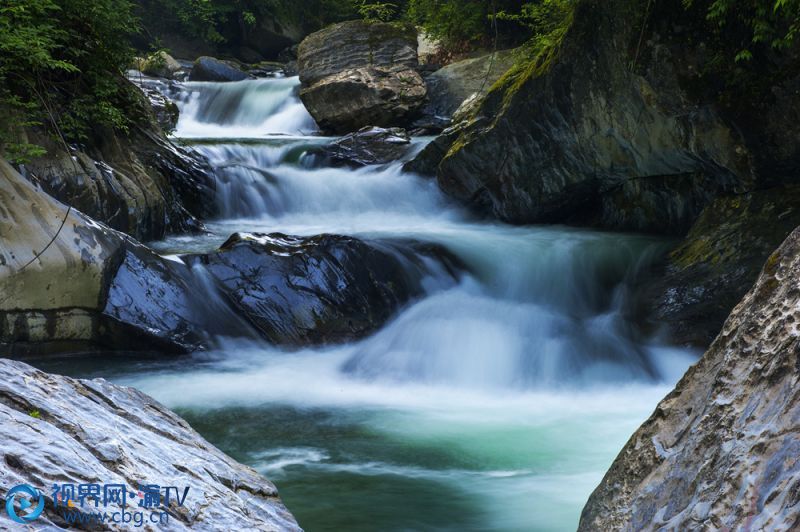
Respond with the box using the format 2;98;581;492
37;77;699;531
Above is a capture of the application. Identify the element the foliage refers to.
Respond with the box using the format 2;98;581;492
356;1;404;22
0;0;139;161
685;0;800;62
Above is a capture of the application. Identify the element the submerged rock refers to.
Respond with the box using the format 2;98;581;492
189;56;250;82
187;232;463;345
309;126;411;167
297;20;426;134
580;225;800;531
0;359;299;530
644;186;800;346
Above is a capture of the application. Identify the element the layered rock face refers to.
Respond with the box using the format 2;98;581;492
434;0;754;231
297;21;426;134
20;82;215;241
0;359;299;531
0;161;461;354
580;226;800;531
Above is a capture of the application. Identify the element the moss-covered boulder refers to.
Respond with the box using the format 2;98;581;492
297;20;426;134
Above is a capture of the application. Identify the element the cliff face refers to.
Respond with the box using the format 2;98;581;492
0;359;300;530
580;227;800;531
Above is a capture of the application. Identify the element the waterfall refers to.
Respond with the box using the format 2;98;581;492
122;77;700;530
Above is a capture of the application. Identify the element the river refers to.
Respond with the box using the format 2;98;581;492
35;77;698;531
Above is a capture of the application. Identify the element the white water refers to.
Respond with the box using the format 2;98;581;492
135;78;699;530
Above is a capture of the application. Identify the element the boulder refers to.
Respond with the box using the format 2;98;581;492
189;56;250;82
186;232;463;345
141;51;183;79
297;20;426;134
643;185;800;346
309;126;411;167
0;159;237;354
432;1;764;232
580;225;800;531
416;48;517;130
0;359;299;530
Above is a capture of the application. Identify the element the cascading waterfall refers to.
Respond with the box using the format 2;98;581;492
86;78;699;531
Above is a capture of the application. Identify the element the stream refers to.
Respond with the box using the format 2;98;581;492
34;77;698;531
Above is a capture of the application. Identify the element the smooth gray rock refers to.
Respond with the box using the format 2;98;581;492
189;56;250;82
297;21;426;134
0;358;299;531
580;225;800;530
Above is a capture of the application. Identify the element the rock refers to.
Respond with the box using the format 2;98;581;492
0;359;299;530
189;56;250;82
0;166;461;353
141;51;183;79
0;159;239;354
418;48;517;128
310;126;411;167
417;31;441;66
580;225;800;531
245;16;303;60
297;20;426;134
186;232;463;345
643;186;800;346
433;1;758;232
246;61;285;78
20;78;216;241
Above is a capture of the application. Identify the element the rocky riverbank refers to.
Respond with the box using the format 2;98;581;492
0;359;299;530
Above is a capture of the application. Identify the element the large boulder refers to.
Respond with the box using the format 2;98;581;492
426;0;800;233
0;359;299;530
297;20;427;134
189;56;250;82
643;185;800;346
186;232;462;345
309;126;411;167
580;225;800;531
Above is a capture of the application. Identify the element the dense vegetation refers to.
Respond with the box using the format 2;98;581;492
0;0;797;162
0;0;138;161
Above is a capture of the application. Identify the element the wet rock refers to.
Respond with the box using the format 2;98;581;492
0;358;299;531
580;225;800;531
298;21;426;134
247;61;285;78
644;186;800;346
0;159;235;355
189;56;250;82
310;126;411;167
187;232;463;345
